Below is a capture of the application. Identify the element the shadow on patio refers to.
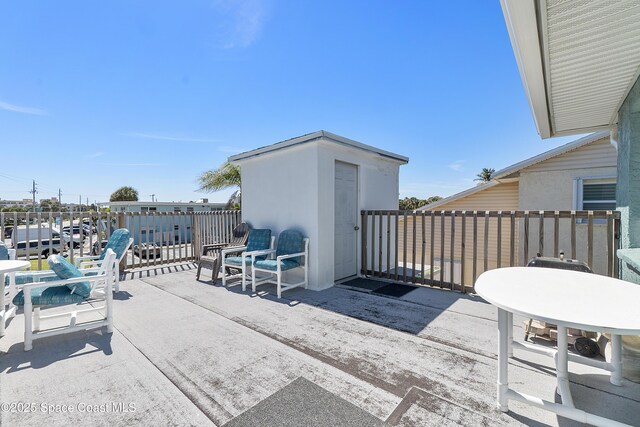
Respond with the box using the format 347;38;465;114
1;265;638;426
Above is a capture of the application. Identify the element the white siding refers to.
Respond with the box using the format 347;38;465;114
522;136;616;173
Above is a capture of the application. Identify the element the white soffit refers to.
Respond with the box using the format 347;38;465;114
501;0;640;138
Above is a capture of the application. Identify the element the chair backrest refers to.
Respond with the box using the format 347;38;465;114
229;222;251;246
100;229;132;261
276;229;305;264
246;229;272;261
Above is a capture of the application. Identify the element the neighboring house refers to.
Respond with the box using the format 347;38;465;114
103;201;227;245
399;131;617;284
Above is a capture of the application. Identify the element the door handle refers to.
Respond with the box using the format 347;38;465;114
354;226;360;231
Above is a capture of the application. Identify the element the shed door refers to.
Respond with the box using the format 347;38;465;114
334;161;358;281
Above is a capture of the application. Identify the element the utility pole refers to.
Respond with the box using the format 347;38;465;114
79;195;82;212
150;194;156;203
58;188;62;207
29;180;38;212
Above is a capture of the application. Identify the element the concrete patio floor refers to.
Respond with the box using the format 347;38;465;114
1;264;639;426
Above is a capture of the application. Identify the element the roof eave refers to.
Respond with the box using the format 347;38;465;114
228;131;408;164
501;0;552;139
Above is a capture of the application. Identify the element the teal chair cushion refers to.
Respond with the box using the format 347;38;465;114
12;285;86;306
225;256;251;266
48;255;92;298
276;230;304;264
245;229;272;260
100;228;131;260
0;243;9;260
253;259;300;271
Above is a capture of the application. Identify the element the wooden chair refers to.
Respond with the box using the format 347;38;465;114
196;222;250;281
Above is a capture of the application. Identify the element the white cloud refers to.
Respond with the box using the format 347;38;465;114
447;160;465;171
213;0;269;49
0;100;47;115
85;151;104;159
123;132;219;143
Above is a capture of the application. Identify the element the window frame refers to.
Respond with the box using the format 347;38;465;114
572;176;616;223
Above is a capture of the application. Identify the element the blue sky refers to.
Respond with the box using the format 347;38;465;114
0;0;581;205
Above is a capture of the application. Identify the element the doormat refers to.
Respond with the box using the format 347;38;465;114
223;377;382;427
340;277;387;291
373;283;417;298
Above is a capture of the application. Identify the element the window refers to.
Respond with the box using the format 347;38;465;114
174;207;181;212
186;207;194;212
141;207;148;212
575;178;616;210
574;177;616;222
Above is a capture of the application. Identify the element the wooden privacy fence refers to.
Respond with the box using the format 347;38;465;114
361;210;621;293
0;210;241;270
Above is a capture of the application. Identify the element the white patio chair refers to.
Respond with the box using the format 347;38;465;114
12;249;117;351
251;229;309;298
8;229;133;293
221;229;274;291
1;243;18;330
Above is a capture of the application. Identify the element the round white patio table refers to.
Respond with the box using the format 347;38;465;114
475;267;640;427
0;260;31;337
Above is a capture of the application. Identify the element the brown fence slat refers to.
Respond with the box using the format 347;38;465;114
449;211;455;290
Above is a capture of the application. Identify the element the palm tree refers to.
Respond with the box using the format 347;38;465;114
197;162;241;208
474;168;495;183
110;186;139;202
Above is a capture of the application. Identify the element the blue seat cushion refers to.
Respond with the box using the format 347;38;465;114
276;230;304;264
225;256;251;266
253;259;300;271
245;229;272;260
48;255;92;298
12;285;86;306
100;228;131;260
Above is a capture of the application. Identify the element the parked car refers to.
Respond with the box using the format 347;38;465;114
62;226;84;247
134;243;161;259
13;239;63;258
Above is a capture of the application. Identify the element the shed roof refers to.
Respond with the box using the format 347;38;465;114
228;131;409;164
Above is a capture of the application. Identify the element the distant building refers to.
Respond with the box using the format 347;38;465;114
101;201;227;245
0;199;32;207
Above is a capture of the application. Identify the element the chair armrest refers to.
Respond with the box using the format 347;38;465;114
20;274;105;290
250;249;276;260
277;252;306;261
222;246;247;256
202;243;227;255
74;255;100;267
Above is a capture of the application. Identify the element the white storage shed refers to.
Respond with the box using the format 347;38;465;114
229;131;408;291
